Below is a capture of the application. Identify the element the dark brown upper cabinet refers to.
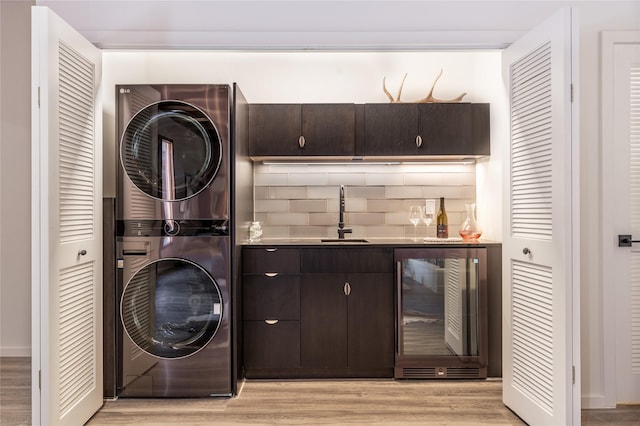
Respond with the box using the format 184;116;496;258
248;103;356;157
364;103;490;157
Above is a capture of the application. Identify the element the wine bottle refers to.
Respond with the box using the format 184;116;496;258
436;197;448;238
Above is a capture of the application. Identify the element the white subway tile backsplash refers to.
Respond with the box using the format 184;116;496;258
267;212;308;226
366;225;405;238
255;172;289;186
386;211;413;226
268;186;308;199
260;225;290;239
289;172;329;185
290;226;327;238
290;199;327;212
386;186;424;199
346;198;367;212
308;186;342;199
346;186;386;199
254;186;270;199
253;163;476;239
327;173;367;186
348;212;386;226
309;212;338;226
367;199;405;212
365;173;404;186
255;199;289;212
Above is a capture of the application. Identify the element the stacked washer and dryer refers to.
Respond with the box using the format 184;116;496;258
115;84;238;397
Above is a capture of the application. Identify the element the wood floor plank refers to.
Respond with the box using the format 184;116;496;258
87;380;525;425
0;357;31;426
3;357;640;425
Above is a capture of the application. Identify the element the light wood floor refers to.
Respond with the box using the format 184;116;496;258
3;357;640;425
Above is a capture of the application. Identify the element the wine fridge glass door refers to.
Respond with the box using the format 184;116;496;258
394;247;488;378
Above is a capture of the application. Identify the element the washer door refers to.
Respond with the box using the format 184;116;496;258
120;100;222;201
120;258;223;359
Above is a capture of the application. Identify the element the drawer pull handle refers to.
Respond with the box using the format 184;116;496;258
265;319;279;325
344;282;351;296
265;272;278;277
416;135;423;148
265;248;278;252
298;136;306;149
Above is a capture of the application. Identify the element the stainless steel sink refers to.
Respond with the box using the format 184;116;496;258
320;238;369;243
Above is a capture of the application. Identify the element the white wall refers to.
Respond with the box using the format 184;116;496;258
0;0;33;357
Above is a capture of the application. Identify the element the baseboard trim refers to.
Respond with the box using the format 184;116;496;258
582;393;616;409
0;347;30;357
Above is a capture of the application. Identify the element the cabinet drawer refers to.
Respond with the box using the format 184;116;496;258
243;247;300;273
300;247;393;273
243;320;301;369
243;274;300;320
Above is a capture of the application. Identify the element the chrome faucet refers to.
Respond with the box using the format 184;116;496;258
337;185;353;239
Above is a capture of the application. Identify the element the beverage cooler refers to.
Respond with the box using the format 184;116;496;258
394;247;488;379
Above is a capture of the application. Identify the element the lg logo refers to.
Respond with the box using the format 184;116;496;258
119;88;131;94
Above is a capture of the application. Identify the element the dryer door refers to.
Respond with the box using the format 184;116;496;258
120;100;222;201
121;258;223;359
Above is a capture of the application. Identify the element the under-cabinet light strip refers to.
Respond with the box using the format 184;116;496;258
261;160;476;166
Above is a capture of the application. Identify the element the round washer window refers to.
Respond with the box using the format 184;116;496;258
120;258;223;359
120;100;222;201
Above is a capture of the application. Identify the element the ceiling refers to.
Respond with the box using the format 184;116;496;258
34;0;587;50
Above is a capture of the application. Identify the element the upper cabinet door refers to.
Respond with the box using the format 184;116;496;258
301;104;355;156
363;104;418;155
364;103;490;157
417;103;472;155
249;103;355;157
249;104;302;156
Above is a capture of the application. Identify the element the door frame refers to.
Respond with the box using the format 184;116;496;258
601;30;640;408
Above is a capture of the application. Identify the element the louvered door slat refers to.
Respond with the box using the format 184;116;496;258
511;41;553;240
511;260;554;414
58;262;95;417
58;41;95;243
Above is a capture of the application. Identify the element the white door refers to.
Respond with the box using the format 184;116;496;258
502;8;580;425
604;33;640;404
31;6;103;425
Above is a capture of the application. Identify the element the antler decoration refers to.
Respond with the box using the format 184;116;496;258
383;73;407;103
417;69;467;103
382;69;467;103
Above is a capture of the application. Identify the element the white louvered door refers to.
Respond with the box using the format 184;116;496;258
610;41;640;403
502;8;579;425
32;6;103;426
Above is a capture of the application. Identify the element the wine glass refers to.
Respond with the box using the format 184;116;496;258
409;206;423;241
422;199;436;238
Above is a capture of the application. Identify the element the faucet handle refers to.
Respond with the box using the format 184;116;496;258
337;227;353;239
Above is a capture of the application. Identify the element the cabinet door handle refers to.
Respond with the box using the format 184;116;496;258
265;319;279;325
344;282;351;296
298;136;306;149
415;135;423;148
265;248;278;252
264;272;278;277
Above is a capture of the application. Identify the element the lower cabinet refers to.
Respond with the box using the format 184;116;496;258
242;246;394;378
243;320;300;370
301;272;394;375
